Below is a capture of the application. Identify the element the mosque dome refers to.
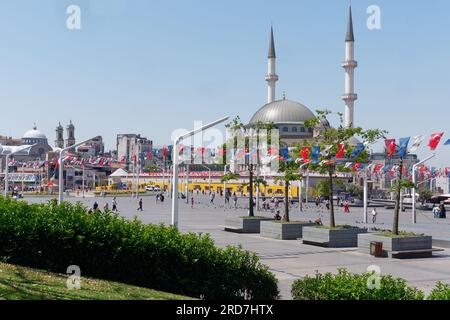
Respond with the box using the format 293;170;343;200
23;127;47;140
22;126;49;146
249;99;315;125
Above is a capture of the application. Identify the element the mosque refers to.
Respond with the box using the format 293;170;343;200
248;7;358;146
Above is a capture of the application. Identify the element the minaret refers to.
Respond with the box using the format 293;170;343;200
265;26;279;103
65;120;75;148
342;6;358;128
55;122;64;148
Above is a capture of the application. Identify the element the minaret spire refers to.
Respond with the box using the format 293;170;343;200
345;6;355;42
342;6;358;128
265;25;279;103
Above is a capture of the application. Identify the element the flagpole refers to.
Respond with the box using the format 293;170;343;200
82;164;85;198
136;141;140;198
412;153;436;224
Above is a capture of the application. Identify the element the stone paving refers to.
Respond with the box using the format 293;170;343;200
24;194;450;299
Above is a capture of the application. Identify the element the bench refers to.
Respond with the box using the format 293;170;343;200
389;248;444;259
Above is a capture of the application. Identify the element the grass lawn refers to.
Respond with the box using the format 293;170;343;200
0;262;191;300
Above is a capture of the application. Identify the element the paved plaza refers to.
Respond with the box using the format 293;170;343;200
25;194;450;299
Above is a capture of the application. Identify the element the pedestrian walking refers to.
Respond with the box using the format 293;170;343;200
191;196;194;209
112;197;118;212
137;198;143;211
371;208;378;223
103;202;109;211
233;192;238;209
343;200;350;213
93;201;99;211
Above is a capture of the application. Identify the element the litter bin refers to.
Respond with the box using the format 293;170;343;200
370;241;383;257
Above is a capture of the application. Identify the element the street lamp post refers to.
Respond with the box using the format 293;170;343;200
363;168;369;224
412;153;436;224
171;116;229;228
185;163;190;204
223;164;229;204
2;145;34;197
58;137;100;204
298;163;308;212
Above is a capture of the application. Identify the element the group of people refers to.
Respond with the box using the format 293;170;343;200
432;203;447;219
88;197;118;214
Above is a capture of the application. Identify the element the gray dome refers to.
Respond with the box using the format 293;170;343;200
249;99;315;125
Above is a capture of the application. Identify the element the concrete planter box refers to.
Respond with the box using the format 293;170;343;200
358;233;433;258
224;217;274;233
302;226;367;248
260;221;316;240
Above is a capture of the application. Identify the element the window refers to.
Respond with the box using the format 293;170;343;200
308;127;313;133
292;127;298;132
300;127;305;133
283;127;288;132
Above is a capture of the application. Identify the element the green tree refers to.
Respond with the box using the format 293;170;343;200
225;116;275;217
275;159;302;222
303;110;387;228
417;187;433;203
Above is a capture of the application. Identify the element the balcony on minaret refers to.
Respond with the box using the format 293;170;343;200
265;74;279;82
342;93;358;101
342;60;358;69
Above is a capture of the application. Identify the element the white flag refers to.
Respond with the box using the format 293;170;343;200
320;145;333;157
408;135;424;153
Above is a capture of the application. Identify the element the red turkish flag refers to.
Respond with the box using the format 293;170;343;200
353;162;360;171
428;132;444;150
336;144;345;158
373;164;383;173
300;147;311;159
120;155;126;163
387;140;396;158
163;147;167;157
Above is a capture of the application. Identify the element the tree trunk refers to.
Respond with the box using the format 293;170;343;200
393;158;403;235
248;167;254;217
328;170;336;228
284;180;290;222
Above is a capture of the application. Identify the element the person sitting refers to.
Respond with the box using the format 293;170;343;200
274;210;281;221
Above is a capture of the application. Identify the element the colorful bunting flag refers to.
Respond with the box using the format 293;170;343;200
428;132;444;150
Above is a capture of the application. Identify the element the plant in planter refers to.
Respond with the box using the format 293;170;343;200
299;110;386;247
223;117;276;233
224;116;275;217
260;147;317;240
357;138;441;258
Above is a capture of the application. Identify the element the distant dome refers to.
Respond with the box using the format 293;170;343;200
23;127;47;140
249;99;315;125
22;126;49;146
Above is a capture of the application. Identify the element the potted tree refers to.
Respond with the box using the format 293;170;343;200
300;110;386;247
223;117;275;233
358;147;436;258
260;154;316;240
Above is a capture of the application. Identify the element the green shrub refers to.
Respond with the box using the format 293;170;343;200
0;197;278;300
428;282;450;300
291;269;424;300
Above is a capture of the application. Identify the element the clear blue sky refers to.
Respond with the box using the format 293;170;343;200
0;0;449;167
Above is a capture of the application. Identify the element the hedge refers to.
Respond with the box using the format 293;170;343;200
0;196;278;300
291;269;424;300
428;282;450;300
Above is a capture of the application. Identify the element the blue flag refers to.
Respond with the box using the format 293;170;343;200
280;148;290;162
311;146;320;164
398;137;410;157
350;143;365;158
444;139;450;146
